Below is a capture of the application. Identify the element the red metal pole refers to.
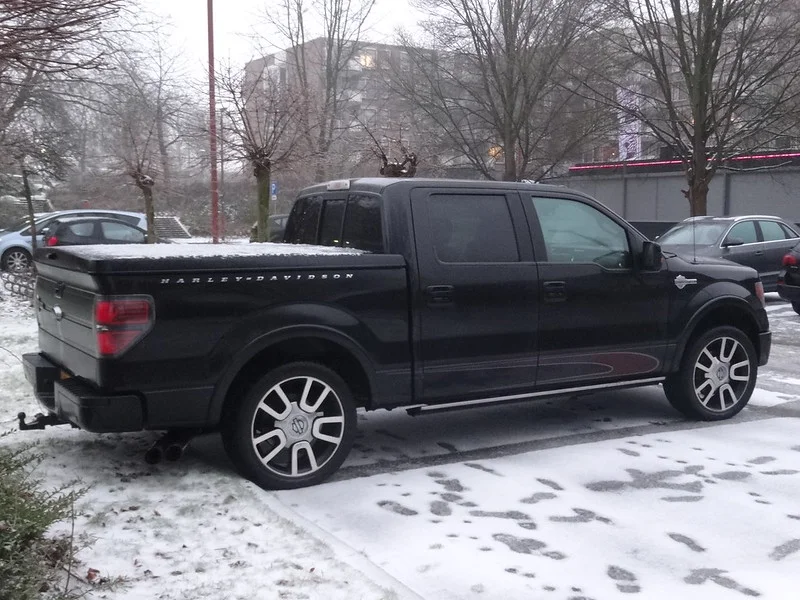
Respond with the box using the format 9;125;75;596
207;0;219;243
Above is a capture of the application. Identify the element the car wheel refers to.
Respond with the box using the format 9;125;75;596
222;362;357;490
663;326;757;421
793;302;800;316
2;248;32;272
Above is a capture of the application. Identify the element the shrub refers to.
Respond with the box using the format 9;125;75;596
0;443;81;600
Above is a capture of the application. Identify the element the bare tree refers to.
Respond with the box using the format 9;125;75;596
262;0;375;180
219;62;303;242
0;0;126;141
594;0;800;215
386;0;609;181
98;34;193;242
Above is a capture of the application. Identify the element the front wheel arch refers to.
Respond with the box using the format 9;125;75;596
671;301;761;371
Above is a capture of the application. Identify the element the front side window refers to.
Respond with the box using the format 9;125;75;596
65;222;94;238
726;221;758;244
532;196;631;269
428;194;519;263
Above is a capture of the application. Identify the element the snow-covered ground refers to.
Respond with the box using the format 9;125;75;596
1;290;799;600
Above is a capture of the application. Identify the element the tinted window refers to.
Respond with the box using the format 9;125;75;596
319;199;346;246
285;196;322;244
66;222;95;237
101;221;145;243
727;221;758;244
342;194;382;253
760;220;789;241
428;194;519;263
532;196;631;268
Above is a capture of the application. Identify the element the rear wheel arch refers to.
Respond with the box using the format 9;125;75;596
212;330;374;427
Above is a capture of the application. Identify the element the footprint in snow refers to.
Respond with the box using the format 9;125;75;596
747;456;776;465
377;500;418;516
607;565;641;593
668;533;706;553
537;478;564;491
521;492;557;504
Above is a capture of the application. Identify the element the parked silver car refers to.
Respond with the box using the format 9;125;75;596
0;209;147;271
658;215;800;291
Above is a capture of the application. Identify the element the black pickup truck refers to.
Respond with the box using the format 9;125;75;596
23;178;771;489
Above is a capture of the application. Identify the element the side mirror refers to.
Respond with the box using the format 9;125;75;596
722;237;744;248
641;240;662;270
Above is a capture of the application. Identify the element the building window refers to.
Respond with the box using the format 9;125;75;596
359;50;376;69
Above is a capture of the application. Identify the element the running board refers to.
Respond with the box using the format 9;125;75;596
405;377;666;416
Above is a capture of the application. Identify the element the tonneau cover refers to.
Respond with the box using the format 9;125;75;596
33;243;406;275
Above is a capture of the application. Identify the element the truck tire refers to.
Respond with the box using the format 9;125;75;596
222;362;357;490
663;326;757;421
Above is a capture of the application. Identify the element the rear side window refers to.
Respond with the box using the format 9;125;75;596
428;194;519;263
759;220;793;241
780;222;799;239
67;222;94;237
101;221;145;242
285;196;323;244
342;194;382;252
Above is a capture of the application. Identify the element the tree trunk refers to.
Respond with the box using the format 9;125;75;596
156;102;171;190
21;167;37;251
141;185;156;243
255;164;271;243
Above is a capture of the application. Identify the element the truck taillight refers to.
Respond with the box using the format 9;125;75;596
94;296;154;357
783;253;798;267
754;281;765;307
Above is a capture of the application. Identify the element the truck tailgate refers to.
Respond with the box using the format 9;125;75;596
35;262;101;382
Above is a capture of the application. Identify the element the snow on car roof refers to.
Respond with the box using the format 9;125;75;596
64;242;367;260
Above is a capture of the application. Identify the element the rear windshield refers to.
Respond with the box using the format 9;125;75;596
659;222;729;245
285;192;383;252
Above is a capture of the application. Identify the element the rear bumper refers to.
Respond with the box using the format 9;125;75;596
23;353;143;432
777;278;800;304
22;353;214;432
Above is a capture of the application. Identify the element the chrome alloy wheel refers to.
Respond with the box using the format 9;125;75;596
692;336;752;412
250;376;346;478
4;249;31;272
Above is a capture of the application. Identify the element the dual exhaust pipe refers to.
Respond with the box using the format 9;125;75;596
144;429;197;464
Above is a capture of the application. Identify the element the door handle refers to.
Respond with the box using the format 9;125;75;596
425;285;454;305
543;280;567;303
754;251;765;256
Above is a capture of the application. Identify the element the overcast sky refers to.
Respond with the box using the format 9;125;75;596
143;0;421;76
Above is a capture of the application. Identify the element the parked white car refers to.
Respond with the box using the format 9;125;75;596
0;210;147;271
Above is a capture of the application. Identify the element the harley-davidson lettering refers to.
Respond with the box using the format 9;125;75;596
159;273;354;285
